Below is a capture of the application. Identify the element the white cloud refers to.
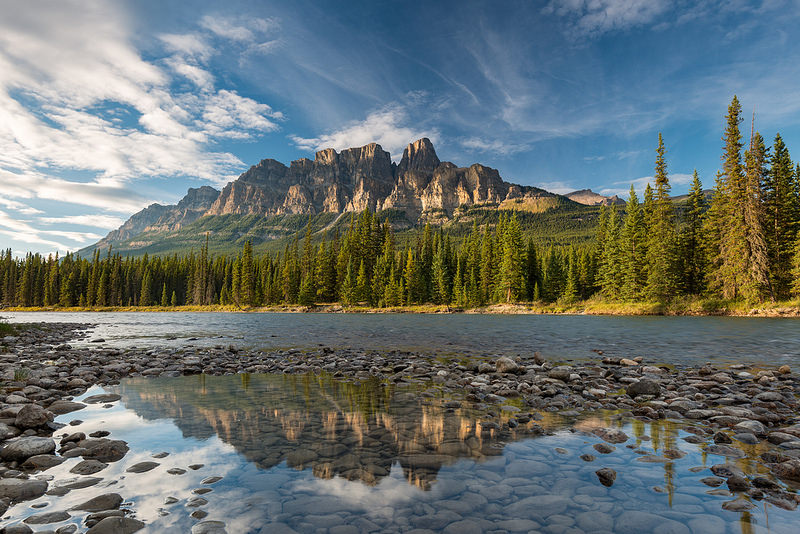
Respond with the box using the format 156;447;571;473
600;172;694;197
291;104;438;161
544;0;673;38
536;180;578;195
460;137;531;156
40;214;125;229
0;197;42;215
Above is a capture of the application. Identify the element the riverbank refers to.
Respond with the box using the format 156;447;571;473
5;296;800;317
2;323;800;531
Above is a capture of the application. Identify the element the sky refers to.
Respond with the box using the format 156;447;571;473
2;0;800;256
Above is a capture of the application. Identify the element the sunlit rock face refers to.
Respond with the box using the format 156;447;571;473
92;138;564;253
118;374;543;490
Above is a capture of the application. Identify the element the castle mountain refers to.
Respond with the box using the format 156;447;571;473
86;139;608;256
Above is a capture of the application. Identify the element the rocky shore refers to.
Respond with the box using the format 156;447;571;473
1;322;800;533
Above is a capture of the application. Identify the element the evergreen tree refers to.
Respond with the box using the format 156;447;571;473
497;214;525;302
645;133;677;300
765;133;796;297
742;130;773;301
139;268;153;306
679;171;707;294
621;185;646;300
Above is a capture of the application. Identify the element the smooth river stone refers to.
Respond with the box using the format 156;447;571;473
0;478;48;502
126;461;160;473
0;436;56;461
23;510;71;524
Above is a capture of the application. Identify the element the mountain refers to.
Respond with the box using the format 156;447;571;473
565;189;625;206
82;139;593;257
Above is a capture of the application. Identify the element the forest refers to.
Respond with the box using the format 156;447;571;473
2;96;800;310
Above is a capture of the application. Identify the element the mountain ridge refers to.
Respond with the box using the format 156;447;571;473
87;138;595;256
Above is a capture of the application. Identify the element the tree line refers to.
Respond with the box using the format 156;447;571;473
2;96;800;309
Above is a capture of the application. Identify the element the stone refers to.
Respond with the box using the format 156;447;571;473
192;521;228;534
726;474;750;492
773;459;800;481
86;517;145;534
592;427;629;444
23;511;71;524
71;493;123;512
70;459;108;475
84;394;122;404
22;454;65;470
620;358;639;366
722;498;755;511
81;439;129;462
778;365;791;374
595;467;616;487
495;356;520;374
732;433;759;445
3;525;33;534
626;379;661;398
734;420;767;437
0;436;56;461
126;461;159;473
0;478;48;502
14;404;54;429
47;400;86;415
547;368;571;381
593;443;615;454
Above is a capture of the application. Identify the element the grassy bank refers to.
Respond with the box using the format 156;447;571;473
4;297;800;316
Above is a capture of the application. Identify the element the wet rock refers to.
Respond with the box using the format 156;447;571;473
726;474;750;492
626;379;661;398
547;368;571;381
47;400;86;415
734;420;767;437
0;478;48;502
615;511;687;534
71;493;123;512
84;394;122;404
580;454;595;462
593;443;615;454
713;432;732;444
722;498;755;511
768;432;797;445
592;427;629;444
732;433;760;445
23;510;71;524
167;467;186;475
126;461;159;473
192;521;228;534
86;517;145;534
3;524;34;534
80;439;129;462
778;365;791;374
773;459;800;481
700;477;724;487
0;436;56;461
70;459;108;475
595;467;616;487
14;404;54;429
22;454;65;470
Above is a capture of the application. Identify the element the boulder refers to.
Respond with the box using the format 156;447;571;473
14;404;53;429
596;467;616;487
86;517;145;534
495;357;520;374
0;437;56;461
71;493;123;512
0;478;48;502
626;379;661;398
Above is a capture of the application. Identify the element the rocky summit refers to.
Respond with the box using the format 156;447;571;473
86;138;570;255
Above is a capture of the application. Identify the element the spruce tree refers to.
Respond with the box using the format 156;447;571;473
742;130;773;301
621;185;646;300
680;171;707;294
645;133;677;300
765;133;795;297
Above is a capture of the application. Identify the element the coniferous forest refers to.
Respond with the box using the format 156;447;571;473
3;96;800;310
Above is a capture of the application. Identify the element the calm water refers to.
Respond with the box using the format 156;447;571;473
3;311;800;366
3;374;796;533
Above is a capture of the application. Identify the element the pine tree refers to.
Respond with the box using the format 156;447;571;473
621;185;646;300
742;129;773;301
680;171;707;294
160;282;169;307
597;206;622;297
498;214;525;302
765;133;796;297
139;269;153;306
645;133;677;300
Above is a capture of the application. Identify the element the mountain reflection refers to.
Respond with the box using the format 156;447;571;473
118;373;543;490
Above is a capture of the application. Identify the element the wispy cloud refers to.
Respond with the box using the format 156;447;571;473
460;137;531;156
543;0;673;38
291;104;438;161
40;214;125;229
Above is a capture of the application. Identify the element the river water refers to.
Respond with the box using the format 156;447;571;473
2;312;799;533
3;311;800;366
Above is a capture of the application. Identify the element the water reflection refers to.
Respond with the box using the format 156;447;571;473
118;374;543;490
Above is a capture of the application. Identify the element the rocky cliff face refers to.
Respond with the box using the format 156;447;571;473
95;139;561;250
97;186;219;247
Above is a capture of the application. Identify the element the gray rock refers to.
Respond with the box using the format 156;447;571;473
83;394;122;404
626;379;661;398
14;404;54;429
22;454;65;470
80;439;129;462
595;467;616;486
495;357;520;374
126;461;159;473
0;436;56;461
86;517;145;534
23;510;71;524
47;401;86;415
592;427;629;444
734;420;767;437
773;458;800;481
70;492;123;512
732;433;759;445
3;524;34;534
0;422;20;440
192;521;228;534
0;478;48;502
70;459;108;475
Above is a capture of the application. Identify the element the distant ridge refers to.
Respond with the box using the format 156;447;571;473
565;189;625;206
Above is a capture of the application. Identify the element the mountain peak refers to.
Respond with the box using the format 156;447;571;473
398;138;440;173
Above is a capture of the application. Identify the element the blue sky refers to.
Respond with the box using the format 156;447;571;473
2;0;800;255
